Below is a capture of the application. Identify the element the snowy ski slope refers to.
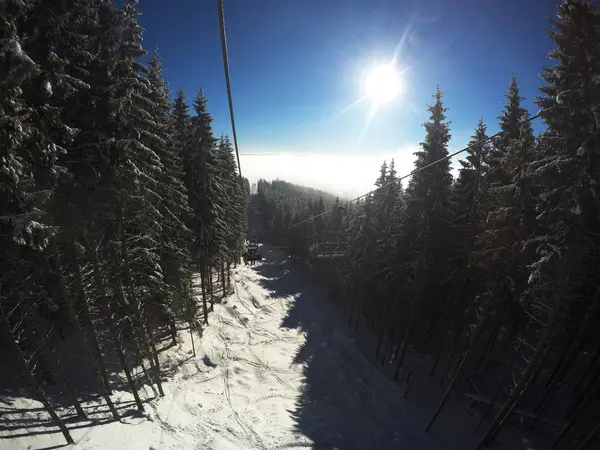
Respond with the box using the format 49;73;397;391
1;246;541;449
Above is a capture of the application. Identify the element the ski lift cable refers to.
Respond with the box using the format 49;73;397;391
217;0;245;198
281;113;541;232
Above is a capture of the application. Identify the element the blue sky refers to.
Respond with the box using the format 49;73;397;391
137;0;561;195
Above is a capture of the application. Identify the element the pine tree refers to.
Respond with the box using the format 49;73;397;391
216;136;247;266
183;89;220;322
478;2;600;446
145;49;194;336
328;196;344;242
186;89;217;267
452;119;487;248
348;197;378;329
497;75;528;151
403;86;453;309
487;76;529;187
448;119;489;320
530;0;600;289
475;76;534;318
1;0;39;246
314;196;326;242
98;0;168;400
173;89;191;155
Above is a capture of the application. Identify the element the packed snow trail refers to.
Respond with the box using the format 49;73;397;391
1;246;449;450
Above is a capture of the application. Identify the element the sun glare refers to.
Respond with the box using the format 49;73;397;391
365;64;402;105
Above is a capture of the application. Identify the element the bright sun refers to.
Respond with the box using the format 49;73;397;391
365;64;402;105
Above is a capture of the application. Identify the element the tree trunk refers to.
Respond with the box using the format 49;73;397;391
426;307;488;431
393;267;427;380
201;269;209;325
70;242;113;395
565;360;600;420
550;375;599;450
209;269;214;312
419;302;441;357
0;305;74;445
117;225;165;398
475;329;498;372
381;294;402;367
440;309;471;387
573;346;600;393
29;308;87;419
221;264;226;295
527;329;558;390
129;324;158;398
574;421;599;450
189;322;197;358
90;246;143;411
128;293;164;397
227;263;231;290
126;311;162;397
393;298;419;380
429;335;446;377
169;316;178;346
545;287;600;395
145;320;164;396
183;280;197;357
475;301;561;450
51;236;119;419
109;284;145;411
381;320;397;367
375;313;387;358
476;327;527;431
465;393;564;427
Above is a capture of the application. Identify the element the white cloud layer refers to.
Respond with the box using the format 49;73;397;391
240;144;461;198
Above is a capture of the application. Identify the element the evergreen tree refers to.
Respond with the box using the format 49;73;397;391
477;3;600;446
486;76;528;190
314;196;326;242
449;119;489;311
452;119;487;244
475;75;534;308
145;49;194;328
1;0;40;246
173;89;191;156
186;89;218;267
328;196;344;242
530;0;600;303
403;86;453;308
497;75;528;151
216;136;247;265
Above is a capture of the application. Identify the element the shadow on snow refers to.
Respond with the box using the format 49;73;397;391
253;249;446;450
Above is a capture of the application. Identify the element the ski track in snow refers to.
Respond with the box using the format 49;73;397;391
0;247;450;450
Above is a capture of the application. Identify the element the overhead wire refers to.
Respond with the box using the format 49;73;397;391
217;0;245;198
280;113;541;232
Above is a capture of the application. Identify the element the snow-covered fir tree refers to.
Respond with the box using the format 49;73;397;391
530;0;600;303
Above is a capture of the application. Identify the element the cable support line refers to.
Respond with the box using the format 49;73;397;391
280;113;541;232
217;0;245;198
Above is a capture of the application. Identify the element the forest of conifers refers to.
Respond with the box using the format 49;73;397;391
254;1;600;448
1;0;599;448
1;0;248;443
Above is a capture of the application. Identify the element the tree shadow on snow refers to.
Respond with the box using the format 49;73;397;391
0;322;173;442
252;251;447;450
0;398;144;442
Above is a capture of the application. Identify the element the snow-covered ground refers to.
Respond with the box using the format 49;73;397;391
0;246;545;450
